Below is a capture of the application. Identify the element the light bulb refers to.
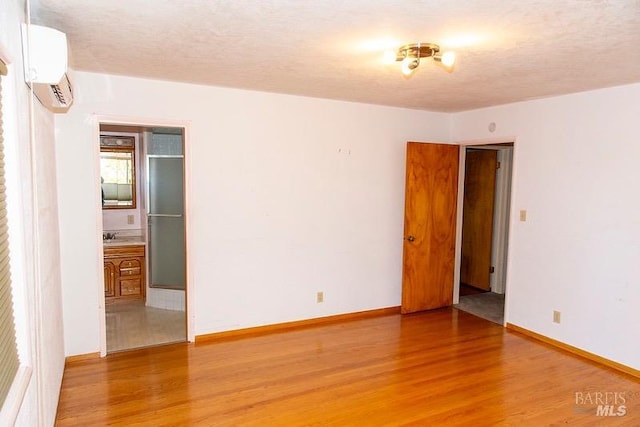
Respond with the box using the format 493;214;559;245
440;51;456;68
382;49;397;64
401;57;419;76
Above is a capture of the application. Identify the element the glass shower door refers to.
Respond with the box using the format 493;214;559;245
147;155;185;288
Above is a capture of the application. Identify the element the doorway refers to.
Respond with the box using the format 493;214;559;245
99;123;187;353
401;141;514;324
454;144;513;325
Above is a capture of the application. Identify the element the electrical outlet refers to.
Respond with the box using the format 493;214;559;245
519;210;527;222
316;291;324;303
553;310;561;324
127;215;134;224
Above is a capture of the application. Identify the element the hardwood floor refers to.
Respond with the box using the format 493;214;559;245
56;309;639;426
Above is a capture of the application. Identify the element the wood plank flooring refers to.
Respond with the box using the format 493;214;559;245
56;308;640;426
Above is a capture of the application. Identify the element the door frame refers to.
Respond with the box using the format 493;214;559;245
92;115;193;357
452;137;516;325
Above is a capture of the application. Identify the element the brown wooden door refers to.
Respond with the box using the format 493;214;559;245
460;149;497;291
401;142;459;314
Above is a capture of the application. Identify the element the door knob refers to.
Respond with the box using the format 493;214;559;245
407;235;415;242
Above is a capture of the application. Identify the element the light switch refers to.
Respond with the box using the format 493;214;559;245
127;215;134;224
519;210;527;222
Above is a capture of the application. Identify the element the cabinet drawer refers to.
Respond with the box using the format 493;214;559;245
120;267;141;276
120;259;141;269
120;279;141;295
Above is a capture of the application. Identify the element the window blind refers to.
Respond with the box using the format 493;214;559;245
0;58;20;408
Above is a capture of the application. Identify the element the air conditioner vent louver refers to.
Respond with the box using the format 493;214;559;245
51;83;68;104
32;73;73;113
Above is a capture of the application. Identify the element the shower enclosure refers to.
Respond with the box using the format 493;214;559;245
147;131;185;289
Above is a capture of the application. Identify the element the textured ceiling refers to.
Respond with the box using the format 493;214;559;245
30;0;640;112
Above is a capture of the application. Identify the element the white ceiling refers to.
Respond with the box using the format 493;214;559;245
31;0;640;112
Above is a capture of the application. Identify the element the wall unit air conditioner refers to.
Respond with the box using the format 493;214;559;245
21;24;74;113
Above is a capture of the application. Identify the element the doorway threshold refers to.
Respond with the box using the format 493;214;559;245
454;292;505;325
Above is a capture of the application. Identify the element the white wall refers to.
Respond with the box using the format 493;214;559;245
30;88;66;427
1;1;65;425
452;84;640;369
54;71;452;356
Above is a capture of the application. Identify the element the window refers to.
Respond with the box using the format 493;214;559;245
0;58;19;408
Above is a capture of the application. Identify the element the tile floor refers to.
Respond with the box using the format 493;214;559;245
454;292;505;325
106;300;186;353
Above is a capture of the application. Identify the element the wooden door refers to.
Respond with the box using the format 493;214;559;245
401;142;459;314
460;150;497;291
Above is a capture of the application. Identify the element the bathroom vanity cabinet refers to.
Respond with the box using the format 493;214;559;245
103;245;146;302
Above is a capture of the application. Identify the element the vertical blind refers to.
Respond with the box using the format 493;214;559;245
0;58;20;408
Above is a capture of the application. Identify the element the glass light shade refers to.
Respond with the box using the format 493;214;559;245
382;50;397;64
440;51;456;68
401;57;418;75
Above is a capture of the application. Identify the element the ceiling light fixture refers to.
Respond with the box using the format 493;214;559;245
389;42;456;76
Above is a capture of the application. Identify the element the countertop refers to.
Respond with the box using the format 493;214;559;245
103;236;146;247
